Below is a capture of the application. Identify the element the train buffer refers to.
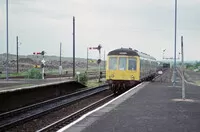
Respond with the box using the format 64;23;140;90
59;70;200;132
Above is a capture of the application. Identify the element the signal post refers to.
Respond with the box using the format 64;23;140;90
33;51;46;79
88;45;102;82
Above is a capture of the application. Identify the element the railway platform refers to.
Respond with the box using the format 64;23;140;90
0;74;102;93
59;69;200;132
0;77;73;93
0;78;86;113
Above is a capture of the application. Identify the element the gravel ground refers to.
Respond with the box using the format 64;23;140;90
184;70;200;83
6;90;112;132
153;69;172;83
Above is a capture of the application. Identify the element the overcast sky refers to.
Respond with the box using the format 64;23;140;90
0;0;200;61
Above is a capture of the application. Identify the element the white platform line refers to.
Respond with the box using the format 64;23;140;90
0;80;73;93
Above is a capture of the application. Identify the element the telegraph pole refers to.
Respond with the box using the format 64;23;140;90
173;0;178;86
181;36;185;99
87;47;88;71
60;42;62;66
73;16;75;78
6;0;9;80
16;36;19;73
59;42;62;75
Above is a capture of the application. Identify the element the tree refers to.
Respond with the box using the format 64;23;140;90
26;68;42;79
75;72;88;85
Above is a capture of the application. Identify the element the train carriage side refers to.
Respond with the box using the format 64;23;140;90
138;52;157;81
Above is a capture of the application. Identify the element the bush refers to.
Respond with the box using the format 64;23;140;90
26;68;42;79
75;72;88;85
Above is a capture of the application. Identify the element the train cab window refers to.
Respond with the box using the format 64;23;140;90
109;57;117;70
128;58;136;70
119;57;127;70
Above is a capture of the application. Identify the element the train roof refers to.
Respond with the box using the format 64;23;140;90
107;48;156;60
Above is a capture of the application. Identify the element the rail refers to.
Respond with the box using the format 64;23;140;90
36;94;114;132
0;84;108;131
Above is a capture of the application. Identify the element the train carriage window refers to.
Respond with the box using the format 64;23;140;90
140;59;143;70
119;57;127;70
109;57;117;70
128;58;136;70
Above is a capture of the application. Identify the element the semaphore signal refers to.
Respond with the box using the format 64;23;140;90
87;44;102;82
33;51;45;55
33;50;46;79
33;52;41;55
88;45;102;51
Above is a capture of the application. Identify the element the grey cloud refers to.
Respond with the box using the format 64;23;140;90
9;0;72;20
0;0;200;61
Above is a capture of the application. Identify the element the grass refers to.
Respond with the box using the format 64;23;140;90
184;71;200;86
184;72;194;83
187;67;195;71
67;67;101;72
45;67;101;76
187;66;200;72
86;79;105;88
0;72;28;78
0;67;102;78
195;81;200;86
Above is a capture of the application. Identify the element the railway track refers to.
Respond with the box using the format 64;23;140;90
0;70;168;131
36;94;114;132
34;72;166;131
37;70;171;132
0;84;108;131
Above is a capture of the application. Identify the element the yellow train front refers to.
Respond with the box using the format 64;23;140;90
106;48;158;94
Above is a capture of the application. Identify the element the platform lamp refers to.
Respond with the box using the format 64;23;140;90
173;0;178;86
6;0;9;80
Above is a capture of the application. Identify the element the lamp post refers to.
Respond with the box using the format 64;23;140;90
73;16;75;78
60;42;62;66
173;0;178;86
16;36;22;73
181;36;185;99
6;0;9;80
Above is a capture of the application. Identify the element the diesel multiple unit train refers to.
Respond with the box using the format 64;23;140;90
106;48;159;94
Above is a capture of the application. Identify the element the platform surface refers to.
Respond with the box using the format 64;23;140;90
0;77;72;93
61;69;200;132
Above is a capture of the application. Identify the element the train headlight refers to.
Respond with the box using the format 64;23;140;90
109;74;114;78
111;74;115;78
131;75;135;80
